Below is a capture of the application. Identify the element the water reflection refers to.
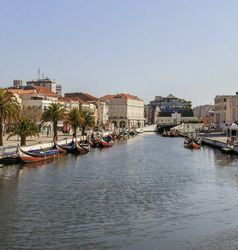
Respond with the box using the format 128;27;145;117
204;145;238;167
1;135;238;249
0;165;21;180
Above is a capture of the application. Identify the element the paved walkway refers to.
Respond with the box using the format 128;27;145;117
203;136;227;143
1;132;82;147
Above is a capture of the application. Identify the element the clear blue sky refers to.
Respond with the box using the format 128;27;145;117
1;0;238;106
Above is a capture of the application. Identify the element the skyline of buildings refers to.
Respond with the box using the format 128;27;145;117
5;76;217;107
6;74;238;132
5;78;146;130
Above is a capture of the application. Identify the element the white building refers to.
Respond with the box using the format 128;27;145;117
8;86;58;111
172;123;204;134
107;93;145;129
58;97;80;111
26;78;57;93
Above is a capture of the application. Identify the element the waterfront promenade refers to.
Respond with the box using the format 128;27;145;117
1;132;74;147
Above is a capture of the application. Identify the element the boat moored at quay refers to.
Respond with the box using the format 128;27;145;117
0;130;139;165
17;146;65;163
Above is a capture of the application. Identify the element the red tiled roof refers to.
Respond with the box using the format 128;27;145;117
80;92;98;101
62;96;86;104
99;95;116;102
114;93;144;102
33;86;58;97
58;97;72;103
8;86;57;97
8;88;36;95
64;92;98;102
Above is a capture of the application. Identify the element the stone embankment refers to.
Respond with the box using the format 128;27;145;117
201;136;238;155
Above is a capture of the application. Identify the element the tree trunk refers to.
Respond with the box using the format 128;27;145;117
82;125;86;135
53;121;58;140
21;136;26;146
73;125;77;137
0;121;3;146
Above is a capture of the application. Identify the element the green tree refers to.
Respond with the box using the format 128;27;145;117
68;108;83;136
41;103;66;140
0;88;20;146
7;117;39;146
80;110;95;135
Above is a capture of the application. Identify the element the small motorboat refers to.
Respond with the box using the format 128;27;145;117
184;138;201;149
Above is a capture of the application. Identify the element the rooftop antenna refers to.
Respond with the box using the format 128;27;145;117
38;68;40;80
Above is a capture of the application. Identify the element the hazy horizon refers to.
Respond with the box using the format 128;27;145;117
1;0;238;106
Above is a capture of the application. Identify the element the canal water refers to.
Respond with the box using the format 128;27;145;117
1;134;238;249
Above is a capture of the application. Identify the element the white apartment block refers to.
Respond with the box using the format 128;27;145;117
8;86;58;111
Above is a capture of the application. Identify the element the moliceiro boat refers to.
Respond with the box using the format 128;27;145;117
55;140;90;154
55;140;75;153
75;141;91;154
100;136;113;147
17;146;64;163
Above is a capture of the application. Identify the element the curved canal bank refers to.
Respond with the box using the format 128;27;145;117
1;134;238;249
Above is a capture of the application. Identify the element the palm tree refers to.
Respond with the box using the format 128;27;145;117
0;88;20;146
68;108;83;137
41;103;66;140
80;110;95;135
6;118;39;146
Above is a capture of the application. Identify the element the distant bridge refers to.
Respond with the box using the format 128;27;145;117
157;123;177;133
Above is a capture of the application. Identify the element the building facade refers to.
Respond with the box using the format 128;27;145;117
147;94;192;124
27;78;57;93
214;93;238;131
155;110;197;125
56;84;62;97
107;93;145;129
13;80;23;88
65;92;109;126
151;94;192;112
193;104;214;124
8;86;58;112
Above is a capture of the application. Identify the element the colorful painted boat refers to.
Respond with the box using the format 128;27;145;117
100;138;113;147
74;141;91;154
88;138;98;148
17;146;63;163
55;140;75;153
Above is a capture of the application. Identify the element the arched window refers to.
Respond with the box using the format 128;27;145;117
119;120;126;128
112;121;117;128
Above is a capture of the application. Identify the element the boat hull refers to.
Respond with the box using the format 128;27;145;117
18;147;63;163
100;139;113;147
